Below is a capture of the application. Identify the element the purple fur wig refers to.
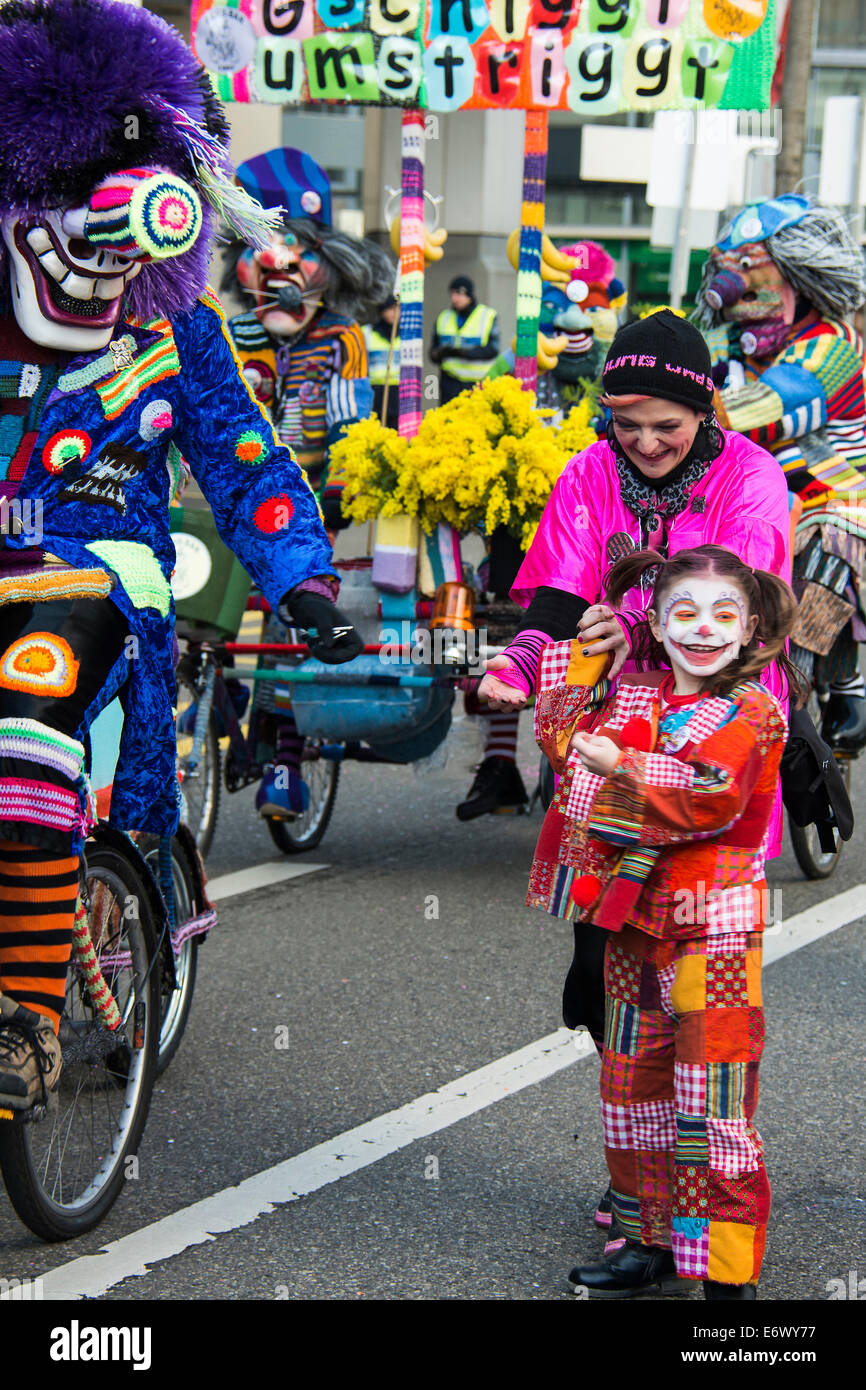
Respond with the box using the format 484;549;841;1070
0;0;232;320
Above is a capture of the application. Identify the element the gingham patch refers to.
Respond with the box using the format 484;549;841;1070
672;1217;710;1278
631;1099;678;1151
537;640;573;693
674;1063;706;1117
702;884;758;935
706;1118;762;1178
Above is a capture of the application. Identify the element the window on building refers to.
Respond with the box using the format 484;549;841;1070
816;0;866;51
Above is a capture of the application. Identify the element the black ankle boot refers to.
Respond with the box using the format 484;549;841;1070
456;757;528;820
703;1280;757;1300
568;1240;696;1299
822;693;866;753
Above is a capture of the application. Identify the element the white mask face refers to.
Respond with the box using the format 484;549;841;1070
2;208;142;352
656;576;753;680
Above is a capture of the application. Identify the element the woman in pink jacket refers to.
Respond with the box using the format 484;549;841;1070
479;309;791;1238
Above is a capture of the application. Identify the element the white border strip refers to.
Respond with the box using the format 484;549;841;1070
205;861;327;902
37;1031;594;1301
30;884;866;1302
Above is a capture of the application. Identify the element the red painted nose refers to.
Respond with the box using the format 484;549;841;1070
697;624;713;637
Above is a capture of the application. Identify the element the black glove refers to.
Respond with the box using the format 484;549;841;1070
429;343;444;364
278;590;364;665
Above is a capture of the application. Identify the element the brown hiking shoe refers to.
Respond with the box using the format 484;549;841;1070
0;996;62;1112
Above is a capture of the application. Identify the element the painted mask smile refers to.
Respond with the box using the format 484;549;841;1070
3;210;141;350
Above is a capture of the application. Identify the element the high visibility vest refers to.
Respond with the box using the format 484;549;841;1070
436;303;497;381
364;324;400;386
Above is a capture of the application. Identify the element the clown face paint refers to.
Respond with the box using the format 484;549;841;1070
650;575;758;694
236;231;328;337
710;240;796;358
2;209;142;352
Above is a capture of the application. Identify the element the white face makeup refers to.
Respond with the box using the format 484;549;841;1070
651;576;757;685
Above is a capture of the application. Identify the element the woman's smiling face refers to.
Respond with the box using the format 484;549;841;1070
611;397;705;479
649;574;759;686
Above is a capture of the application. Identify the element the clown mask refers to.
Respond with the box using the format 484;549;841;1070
706;240;796;359
649;576;758;694
2;210;142;352
236;231;328;337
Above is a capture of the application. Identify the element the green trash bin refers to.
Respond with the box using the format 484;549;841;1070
169;503;252;642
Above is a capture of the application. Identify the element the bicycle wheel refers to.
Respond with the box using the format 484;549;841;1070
139;834;199;1076
265;742;340;854
175;658;220;857
790;753;851;879
0;839;160;1241
789;687;850;880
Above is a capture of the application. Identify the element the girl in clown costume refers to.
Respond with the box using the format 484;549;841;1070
530;544;800;1299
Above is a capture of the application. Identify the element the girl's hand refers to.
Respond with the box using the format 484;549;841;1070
577;604;629;679
477;654;528;711
570;731;622;777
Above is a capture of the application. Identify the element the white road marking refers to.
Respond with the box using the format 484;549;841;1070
205;861;328;902
30;884;866;1301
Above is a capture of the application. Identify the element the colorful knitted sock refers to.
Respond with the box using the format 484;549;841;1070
482;710;520;763
0;839;77;1032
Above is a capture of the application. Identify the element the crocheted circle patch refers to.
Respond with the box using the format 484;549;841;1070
140;399;174;441
131;176;202;260
0;634;79;697
42;429;91;474
236;430;267;465
254;495;294;533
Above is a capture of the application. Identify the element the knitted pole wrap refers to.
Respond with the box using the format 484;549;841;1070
514;110;549;393
71;895;122;1031
399;110;425;440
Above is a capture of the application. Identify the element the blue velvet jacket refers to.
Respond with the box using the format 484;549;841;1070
2;287;336;834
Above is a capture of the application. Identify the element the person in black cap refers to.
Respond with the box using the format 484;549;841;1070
430;274;500;405
474;308;795;1299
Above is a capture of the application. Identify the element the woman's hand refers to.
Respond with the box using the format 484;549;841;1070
570;731;622;777
577;604;629;679
477;654;528;711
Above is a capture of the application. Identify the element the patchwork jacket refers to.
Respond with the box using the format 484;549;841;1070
0;288;336;834
528;662;788;941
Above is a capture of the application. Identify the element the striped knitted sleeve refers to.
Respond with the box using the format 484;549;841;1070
496;587;590;696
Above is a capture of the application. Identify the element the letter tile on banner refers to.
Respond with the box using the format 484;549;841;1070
423;35;476;109
565;33;624;114
190;0;777;111
254;37;306;100
377;36;423;97
261;0;315;36
587;0;638;37
487;0;529;42
370;0;422;35
316;0;366;26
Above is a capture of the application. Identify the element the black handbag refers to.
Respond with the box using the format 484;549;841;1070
780;704;854;853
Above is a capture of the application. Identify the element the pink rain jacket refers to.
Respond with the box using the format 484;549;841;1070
511;429;792;852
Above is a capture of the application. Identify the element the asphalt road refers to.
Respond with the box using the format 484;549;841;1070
0;702;864;1309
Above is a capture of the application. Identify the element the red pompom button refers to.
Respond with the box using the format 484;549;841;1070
254;495;294;533
569;874;603;909
618;717;653;752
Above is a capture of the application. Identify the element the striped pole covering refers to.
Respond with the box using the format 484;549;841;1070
399;109;426;439
71;895;122;1031
513;110;549;394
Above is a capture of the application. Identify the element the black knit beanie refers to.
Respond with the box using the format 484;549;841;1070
449;274;475;296
601;309;713;411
